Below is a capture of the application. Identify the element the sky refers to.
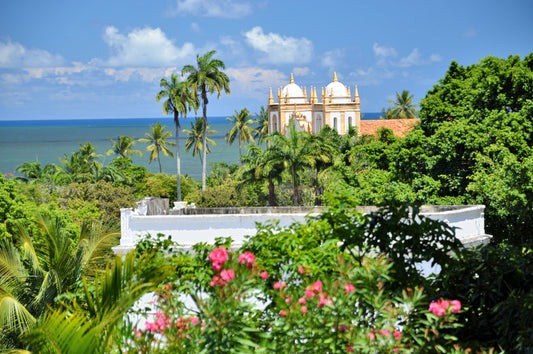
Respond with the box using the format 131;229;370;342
0;0;532;121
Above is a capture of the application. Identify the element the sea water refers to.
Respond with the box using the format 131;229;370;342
0;113;381;180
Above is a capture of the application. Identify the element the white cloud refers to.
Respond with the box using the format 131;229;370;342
293;67;309;77
226;67;286;98
190;23;201;33
244;27;313;65
398;48;422;67
101;26;196;67
321;49;345;71
0;40;65;68
373;43;397;66
172;0;252;19
430;54;442;62
104;67;178;82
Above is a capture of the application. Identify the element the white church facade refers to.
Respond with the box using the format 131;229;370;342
267;73;361;136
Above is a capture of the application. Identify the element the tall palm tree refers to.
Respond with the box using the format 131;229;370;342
156;74;199;201
105;136;144;158
387;90;420;118
225;108;257;164
183;117;217;168
265;120;317;205
182;50;231;190
379;107;397;120
253;106;269;144
0;215;119;348
138;122;176;173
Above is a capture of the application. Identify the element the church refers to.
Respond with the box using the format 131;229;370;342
267;72;361;135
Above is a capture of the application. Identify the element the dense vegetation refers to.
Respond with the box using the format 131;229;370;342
1;53;532;352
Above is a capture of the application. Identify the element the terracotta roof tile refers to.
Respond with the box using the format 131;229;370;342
359;119;419;138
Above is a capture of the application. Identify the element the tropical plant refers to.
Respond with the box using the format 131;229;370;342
54;143;103;184
15;161;58;183
253;105;269;144
0;214;119;348
379;106;397;120
20;250;173;353
387;90;419;118
183;117;216;168
105;135;144;158
182;50;231;190
138;122;176;173
225;108;257;163
156;74;199;201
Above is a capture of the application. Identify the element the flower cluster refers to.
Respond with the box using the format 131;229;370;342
208;247;228;272
144;312;170;333
209;248;261;287
429;299;461;316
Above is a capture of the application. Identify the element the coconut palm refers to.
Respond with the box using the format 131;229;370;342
387;90;419;118
0;215;119;348
138;122;176;173
105;136;144;158
182;50;231;190
225;108;257;164
253;106;269;144
379;107;397;120
183;117;217;168
15;161;57;183
156;74;199;201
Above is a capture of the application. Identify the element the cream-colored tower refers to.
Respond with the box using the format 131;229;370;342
267;72;361;136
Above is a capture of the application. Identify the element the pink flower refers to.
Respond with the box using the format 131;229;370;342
273;281;286;289
318;295;333;307
346;346;354;352
379;329;390;336
440;300;450;309
190;317;199;325
238;251;255;268
164;283;172;291
285;296;291;303
305;287;315;298
279;310;287;317
451;300;461;313
209;247;228;270
345;283;355;293
298;297;307;304
301;306;308;313
220;269;235;282
429;301;446;316
394;331;401;340
260;271;268;280
312;280;323;293
369;332;375;340
298;265;305;274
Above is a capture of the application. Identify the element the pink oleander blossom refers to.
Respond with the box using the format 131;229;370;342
345;283;355;293
260;271;268;280
305;287;316;298
238;251;255;267
312;280;323;293
209;247;228;270
190;317;199;325
298;297;307;304
451;300;461;313
369;332;375;340
274;281;286;289
394;331;401;340
301;306;308;313
298;265;305;274
279;310;287;317
210;275;226;287
220;269;235;282
285;296;291;303
379;329;390;336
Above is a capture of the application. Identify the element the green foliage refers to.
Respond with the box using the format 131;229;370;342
225;108;257;159
138;122;176;173
385;90;420;118
105;135;144;158
186;180;260;207
435;243;533;353
0;175;31;240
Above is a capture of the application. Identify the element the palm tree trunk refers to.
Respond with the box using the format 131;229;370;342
268;180;276;206
175;114;181;201
201;97;207;191
157;147;162;173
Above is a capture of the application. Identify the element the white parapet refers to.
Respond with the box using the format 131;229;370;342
113;201;491;255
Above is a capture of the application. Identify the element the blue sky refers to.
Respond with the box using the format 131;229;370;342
0;0;531;120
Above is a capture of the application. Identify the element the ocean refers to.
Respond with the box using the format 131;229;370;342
0;113;381;180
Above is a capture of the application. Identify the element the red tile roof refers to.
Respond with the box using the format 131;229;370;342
359;119;419;138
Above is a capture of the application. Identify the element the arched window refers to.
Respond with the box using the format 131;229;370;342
348;116;353;127
333;117;338;131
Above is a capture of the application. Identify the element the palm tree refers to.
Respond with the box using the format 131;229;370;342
264;121;317;205
225;108;257;163
379;107;397;120
105;136;144;158
182;50;231;190
253;106;269;144
15;161;57;183
138;122;176;173
183;117;217;168
387;90;419;118
156;74;199;201
0;215;119;348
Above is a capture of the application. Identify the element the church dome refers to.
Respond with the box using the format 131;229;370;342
282;74;305;103
325;72;348;97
